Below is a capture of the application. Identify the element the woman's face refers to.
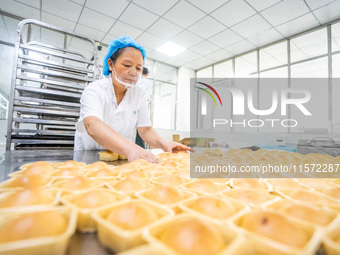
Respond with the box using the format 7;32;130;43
109;47;143;89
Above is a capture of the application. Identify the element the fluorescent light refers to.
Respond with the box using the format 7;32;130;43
156;42;186;57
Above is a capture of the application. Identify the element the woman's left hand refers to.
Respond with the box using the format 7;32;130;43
159;139;194;153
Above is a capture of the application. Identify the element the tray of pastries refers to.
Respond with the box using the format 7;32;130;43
0;149;339;254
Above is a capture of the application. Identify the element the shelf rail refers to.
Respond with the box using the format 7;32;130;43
6;19;98;150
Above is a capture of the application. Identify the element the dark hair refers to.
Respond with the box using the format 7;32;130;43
142;67;149;75
109;47;126;65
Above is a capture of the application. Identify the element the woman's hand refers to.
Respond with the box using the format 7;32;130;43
126;146;160;163
159;139;193;153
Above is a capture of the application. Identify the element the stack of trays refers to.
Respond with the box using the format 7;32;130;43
0;149;339;254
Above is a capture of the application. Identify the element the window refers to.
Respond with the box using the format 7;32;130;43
152;81;176;129
154;62;177;84
332;22;340;52
233;78;258;133
333;54;340;78
291;57;328;78
290;58;329;133
201;21;340;134
213;60;233;78
258;78;289;133
150;62;178;130
235;52;257;78
145;59;155;79
332;55;340;133
0;44;14;119
290;78;328;133
290;28;327;63
260;67;288;78
196;66;212;78
0;94;8;119
260;41;287;70
332;78;340;133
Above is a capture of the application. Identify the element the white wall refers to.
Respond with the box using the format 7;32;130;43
0;119;7;144
154;128;190;142
153;66;194;143
176;66;195;132
0;119;7;153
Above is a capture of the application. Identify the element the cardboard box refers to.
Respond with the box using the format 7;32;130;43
180;138;196;146
179;138;215;147
197;138;215;147
172;134;180;142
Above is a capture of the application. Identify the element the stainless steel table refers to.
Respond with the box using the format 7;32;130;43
0;149;149;255
0;150;127;182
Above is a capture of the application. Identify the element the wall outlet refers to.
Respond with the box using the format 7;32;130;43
276;136;286;146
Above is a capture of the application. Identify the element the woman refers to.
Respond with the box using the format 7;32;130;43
74;36;191;163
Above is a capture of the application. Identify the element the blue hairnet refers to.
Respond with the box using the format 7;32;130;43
102;35;147;76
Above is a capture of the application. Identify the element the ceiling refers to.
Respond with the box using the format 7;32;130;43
1;0;340;71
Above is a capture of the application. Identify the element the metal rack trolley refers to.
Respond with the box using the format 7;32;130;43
6;19;98;150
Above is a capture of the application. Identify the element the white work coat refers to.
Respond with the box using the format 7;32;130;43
74;75;151;150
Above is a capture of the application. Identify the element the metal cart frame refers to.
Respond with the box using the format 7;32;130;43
6;19;98;150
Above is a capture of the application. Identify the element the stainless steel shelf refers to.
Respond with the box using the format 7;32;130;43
19;54;93;74
20;44;95;65
12;129;75;136
17;64;93;82
12;117;77;126
13;105;80;117
11;139;75;144
6;19;98;150
15;96;81;108
17;75;85;90
16;86;82;101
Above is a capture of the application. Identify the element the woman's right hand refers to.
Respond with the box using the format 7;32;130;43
126;146;160;164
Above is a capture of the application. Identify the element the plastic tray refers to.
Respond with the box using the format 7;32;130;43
143;212;244;255
181;179;228;196
274;188;338;207
323;218;340;255
263;178;309;191
119;170;152;180
179;195;246;224
50;168;87;178
264;199;339;229
220;188;280;207
0;206;77;255
228;208;323;255
105;179;154;198
229;178;272;191
151;175;193;186
60;188;129;233
0;176;53;190
0;188;60;212
50;177;105;194
298;178;338;191
54;161;86;169
92;199;174;252
18;161;56;171
140;165;176;177
9;165;57;178
135;185;196;213
115;244;168;255
80;161;112;171
85;169;119;178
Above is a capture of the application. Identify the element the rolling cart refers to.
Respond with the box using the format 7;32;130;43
5;19;99;150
